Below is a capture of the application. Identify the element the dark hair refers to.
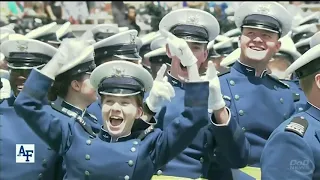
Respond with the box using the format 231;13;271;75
47;73;87;101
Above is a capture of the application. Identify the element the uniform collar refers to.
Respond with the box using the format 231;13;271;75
305;102;320;122
167;71;185;89
61;100;86;117
233;60;268;78
98;118;151;143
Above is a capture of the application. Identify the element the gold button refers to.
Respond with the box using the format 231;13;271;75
86;139;91;145
133;141;138;145
239;110;244;116
234;94;240;100
229;80;235;86
200;157;204;163
85;154;90;160
124;175;130;180
280;98;284;104
38;173;42;179
130;147;136;152
242;127;246;131
298;107;304;112
157;170;163;175
128;160;134;166
85;170;90;176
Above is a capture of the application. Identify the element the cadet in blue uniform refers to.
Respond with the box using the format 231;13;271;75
46;41;102;132
0;38;63;180
144;36;171;79
261;44;320;180
207;2;306;179
88;29;145;122
13;37;210;180
152;8;233;180
267;35;307;112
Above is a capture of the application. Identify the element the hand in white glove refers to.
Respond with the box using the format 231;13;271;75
41;38;94;79
146;64;175;113
0;78;11;99
201;61;225;112
160;29;197;67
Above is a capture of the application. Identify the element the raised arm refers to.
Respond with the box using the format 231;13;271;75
14;69;73;153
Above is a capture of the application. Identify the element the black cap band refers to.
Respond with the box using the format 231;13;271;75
8;52;52;67
292;32;314;44
59;32;75;40
216;47;234;56
300;19;319;26
149;55;171;64
242;14;282;35
94;44;140;63
296;45;311;55
57;60;96;80
98;76;144;96
296;56;320;79
170;24;209;42
36;33;58;43
94;32;116;42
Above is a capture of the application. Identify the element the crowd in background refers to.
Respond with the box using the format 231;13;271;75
1;1;319;36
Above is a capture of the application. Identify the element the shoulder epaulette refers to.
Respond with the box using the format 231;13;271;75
217;68;231;77
285;116;308;137
267;74;290;88
51;102;96;138
137;125;154;140
51;102;78;118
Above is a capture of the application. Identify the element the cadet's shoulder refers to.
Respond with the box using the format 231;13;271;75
276;115;309;138
217;67;231;77
266;74;290;89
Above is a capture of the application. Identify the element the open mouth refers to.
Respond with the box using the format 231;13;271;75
17;85;24;91
109;116;124;127
249;46;266;51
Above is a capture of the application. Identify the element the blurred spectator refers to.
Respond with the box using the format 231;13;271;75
63;2;89;24
44;1;64;23
112;1;127;26
126;6;141;33
7;1;23;16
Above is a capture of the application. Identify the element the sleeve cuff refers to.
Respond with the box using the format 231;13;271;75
210;107;231;126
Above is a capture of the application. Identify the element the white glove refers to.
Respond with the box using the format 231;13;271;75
41;38;93;79
201;61;225;111
160;29;197;67
146;64;175;113
0;78;11;99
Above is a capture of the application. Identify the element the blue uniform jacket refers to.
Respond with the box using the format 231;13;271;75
151;73;233;180
261;103;320;180
210;61;301;168
282;79;308;113
14;69;210;180
0;95;64;180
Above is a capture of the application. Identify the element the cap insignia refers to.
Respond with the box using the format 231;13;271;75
257;5;271;15
130;33;136;44
16;41;28;52
186;13;200;25
112;67;125;76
